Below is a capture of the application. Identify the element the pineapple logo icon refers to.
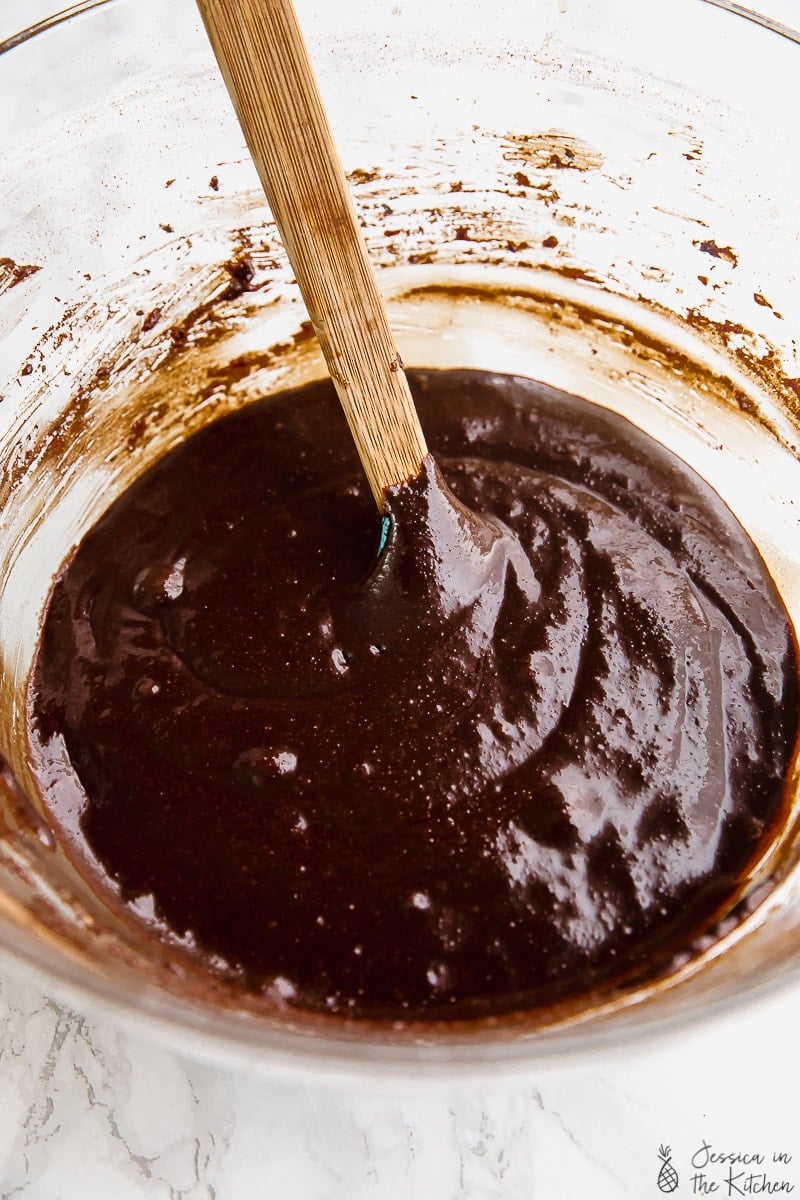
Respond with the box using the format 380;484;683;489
657;1144;679;1193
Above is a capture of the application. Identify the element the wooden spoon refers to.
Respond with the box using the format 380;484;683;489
195;0;429;509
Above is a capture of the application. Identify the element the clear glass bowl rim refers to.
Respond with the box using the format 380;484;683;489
3;0;800;58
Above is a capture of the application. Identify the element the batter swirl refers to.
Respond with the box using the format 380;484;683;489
30;369;798;1020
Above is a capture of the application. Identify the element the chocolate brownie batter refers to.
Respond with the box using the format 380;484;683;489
29;369;798;1020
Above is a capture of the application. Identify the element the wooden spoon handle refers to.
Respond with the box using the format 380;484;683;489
196;0;428;507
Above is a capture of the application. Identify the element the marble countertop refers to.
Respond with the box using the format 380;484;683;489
1;949;798;1199
2;1;799;1196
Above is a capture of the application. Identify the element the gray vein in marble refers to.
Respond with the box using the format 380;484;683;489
531;1082;637;1199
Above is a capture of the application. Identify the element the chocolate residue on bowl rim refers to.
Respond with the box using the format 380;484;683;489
0;257;41;293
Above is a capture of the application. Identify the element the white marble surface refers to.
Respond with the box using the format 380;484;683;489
0;948;798;1199
3;1;800;1196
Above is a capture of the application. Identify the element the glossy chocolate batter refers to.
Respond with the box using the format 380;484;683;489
29;369;798;1020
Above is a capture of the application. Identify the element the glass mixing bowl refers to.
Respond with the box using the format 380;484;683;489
1;0;800;1073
